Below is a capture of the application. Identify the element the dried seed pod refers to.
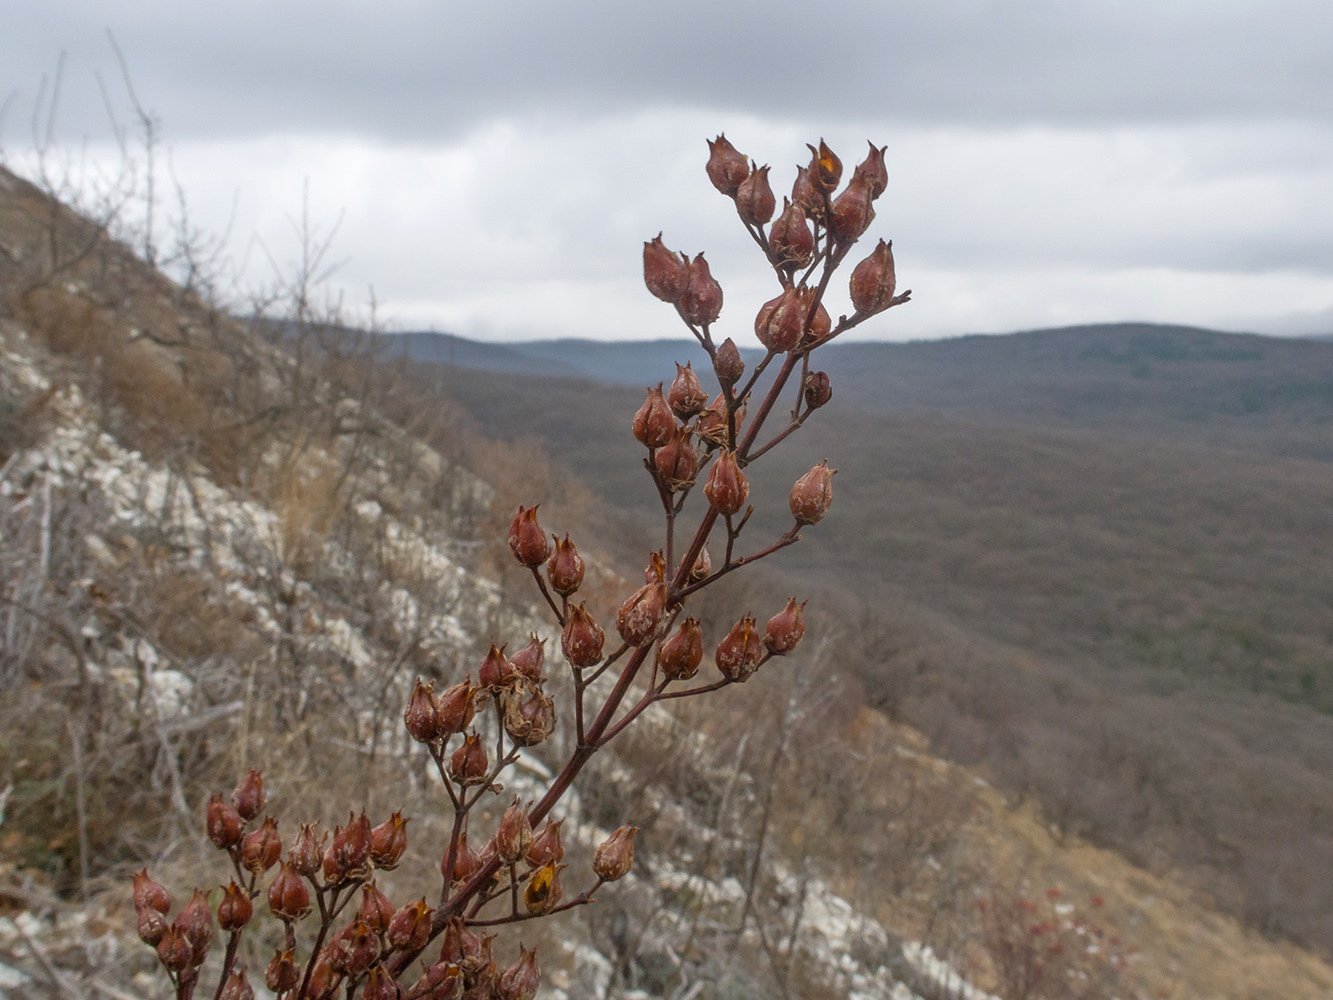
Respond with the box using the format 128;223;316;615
363;967;399;1000
219;969;255;1000
411;961;464;1000
754;288;805;354
632;384;676;448
289;823;326;879
791;164;820;219
137;907;168;947
494;800;534;864
616;582;667;646
704;449;749;516
326;812;373;884
764;598;807;654
449;732;490;786
524;861;563;915
654;428;697;491
593;825;638;882
217;880;253;931
714;338;745;387
798;289;833;348
388;898;434;952
266;949;301;992
644;233;690;303
445;828;482;886
689;546;712;583
706;134;750;196
735;163;775;225
715;616;764;682
526;819;565;868
156;925;192;973
502;684;557;747
860;140;889;199
830;167;875;244
510;634;547;683
133;869;172;916
546;534;585;596
561;603;605;667
645;549;667;584
681;253;723;327
405;678;443;743
207;794;243;850
358;881;396;933
667;362;708;419
436;678;478;734
267;862;311;921
803;371;832;410
807;139;843;193
658;617;703;681
231;769;265;822
241;817;282;875
370;811;409;870
769;198;814;267
694;395;729;447
790;460;836;526
849;238;898;316
499;945;541;1000
305;954;337;1000
478;643;516;691
174;889;214;967
507;506;550;567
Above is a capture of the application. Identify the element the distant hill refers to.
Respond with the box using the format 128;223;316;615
388;324;1333;460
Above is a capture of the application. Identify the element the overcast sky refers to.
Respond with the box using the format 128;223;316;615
3;0;1332;342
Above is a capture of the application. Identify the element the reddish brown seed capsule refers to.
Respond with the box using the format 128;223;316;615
716;616;764;682
207;794;244;850
363;967;399;1000
241;817;282;875
667;362;708;419
632;383;676;448
502;685;557;747
510;634;547;683
754;288;805;354
860;141;889;199
478;643;516;691
658;617;703;681
693;396;727;448
561;603;605;667
689;546;712;583
616;582;667;646
499;945;541;1000
526;819;565;869
593;825;638;882
807;139;843;193
330;811;373;884
645;549;667;584
305;955;337;1000
267;862;311;921
405;677;443;743
654;428;697;491
791;164;820;219
769;198;814;267
735;163;776;225
507;506;550;568
849;239;898;316
706;134;751;196
494;799;533;864
524;861;563;915
289;823;326;879
156;925;192;973
445;828;481;886
643;233;690;303
449;732;490;786
436;678;477;734
830;168;875;244
136;907;168;947
414;961;464;1000
371;811;409;870
388;898;434;952
764;598;807;654
546;534;584;597
334;919;379;976
175;889;214;966
358;881;395;933
790;460;836;525
681;254;723;327
219;969;255;1000
714;338;744;387
217;880;253;931
266;949;301;992
133;868;172;915
799;289;832;348
231;769;265;822
704;450;749;516
804;371;832;410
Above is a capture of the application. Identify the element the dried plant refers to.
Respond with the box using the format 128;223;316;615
132;133;911;1000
